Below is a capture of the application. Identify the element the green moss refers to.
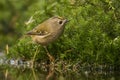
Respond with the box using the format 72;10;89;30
0;0;120;67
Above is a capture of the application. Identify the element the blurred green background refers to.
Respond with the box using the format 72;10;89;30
0;0;120;67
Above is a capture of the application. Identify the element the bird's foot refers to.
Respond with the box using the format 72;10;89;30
46;53;55;63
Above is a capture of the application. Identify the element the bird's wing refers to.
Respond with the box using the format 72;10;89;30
26;30;50;35
26;22;52;36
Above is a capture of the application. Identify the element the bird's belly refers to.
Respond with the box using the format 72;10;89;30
32;33;61;46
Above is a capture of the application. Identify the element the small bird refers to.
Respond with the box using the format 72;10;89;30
26;16;68;62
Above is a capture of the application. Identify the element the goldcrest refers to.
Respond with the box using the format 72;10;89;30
26;16;68;46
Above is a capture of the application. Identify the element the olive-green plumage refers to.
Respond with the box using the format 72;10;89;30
26;16;68;46
26;16;68;62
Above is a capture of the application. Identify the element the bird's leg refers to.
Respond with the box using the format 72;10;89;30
44;46;55;62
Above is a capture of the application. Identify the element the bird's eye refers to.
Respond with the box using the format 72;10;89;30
59;20;63;24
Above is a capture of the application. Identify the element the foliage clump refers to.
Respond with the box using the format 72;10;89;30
0;0;120;67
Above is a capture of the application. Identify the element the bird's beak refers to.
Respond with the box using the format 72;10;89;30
64;19;69;23
66;18;70;22
66;19;70;22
